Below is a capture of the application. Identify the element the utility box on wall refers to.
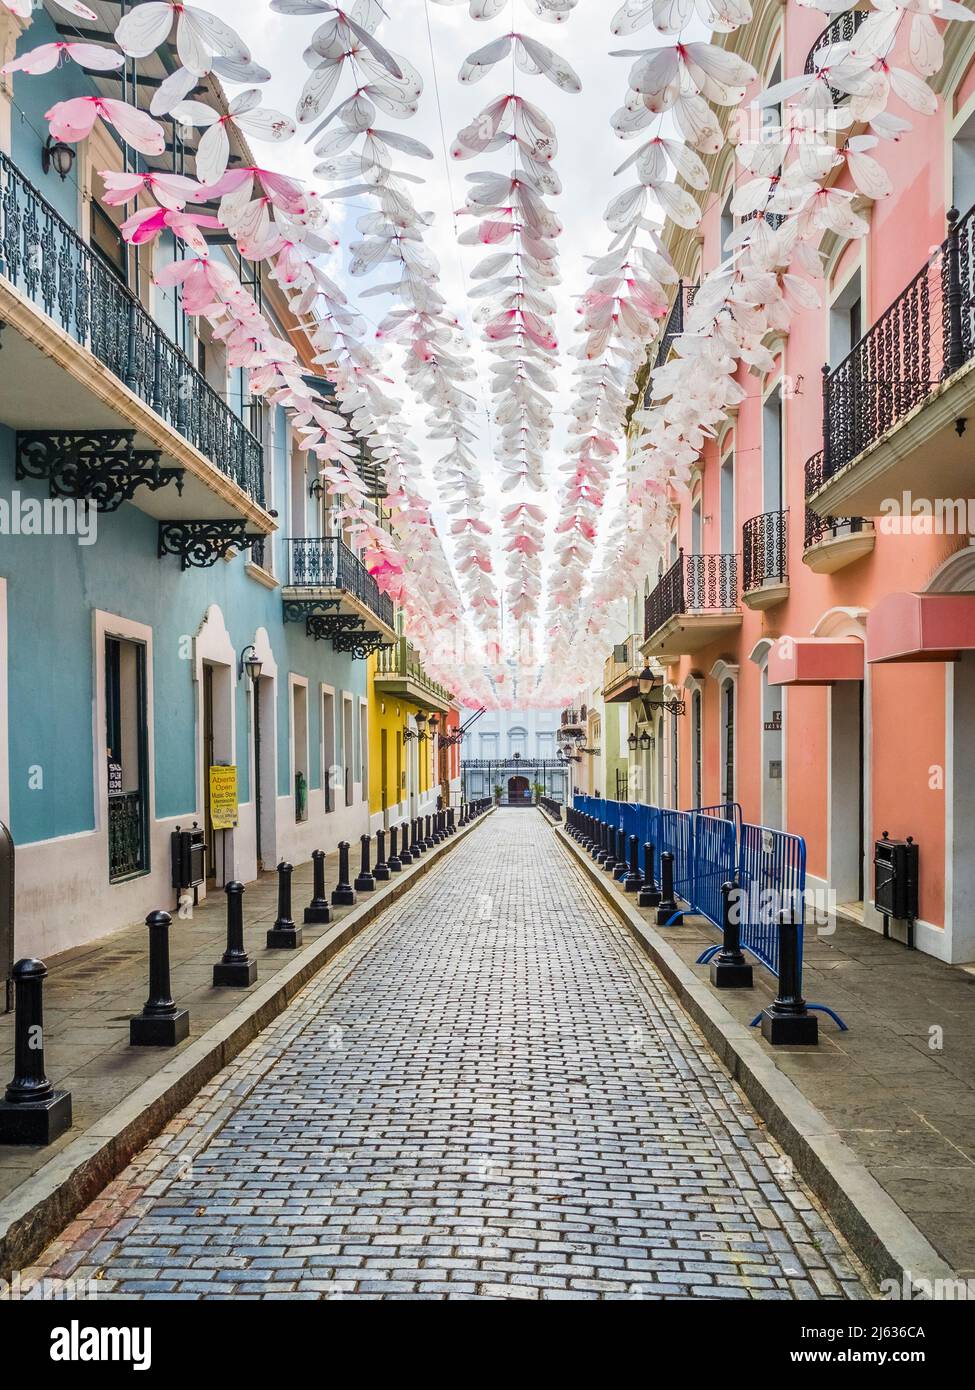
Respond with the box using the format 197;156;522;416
874;831;919;947
171;823;206;894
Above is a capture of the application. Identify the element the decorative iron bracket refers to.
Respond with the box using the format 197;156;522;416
282;597;341;624
158;520;261;570
16;430;184;513
305;611;392;658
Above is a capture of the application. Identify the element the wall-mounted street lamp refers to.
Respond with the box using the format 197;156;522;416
627;731;639;751
238;644;262;683
639;729;653;752
41;137;75;182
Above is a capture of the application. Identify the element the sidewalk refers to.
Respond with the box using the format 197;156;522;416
0;815;486;1276
550;815;975;1286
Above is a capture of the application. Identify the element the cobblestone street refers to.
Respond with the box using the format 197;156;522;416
26;811;867;1301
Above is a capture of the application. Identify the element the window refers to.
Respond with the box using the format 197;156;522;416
952;105;975;219
105;636;149;881
762;383;784;514
722;681;735;804
720;450;735;554
537;731;554;758
479;731;499;759
508;726;528;758
90;202;127;283
359;703;368;799
292;682;309;822
830;268;862;368
720;188;734;262
322;690;335;812
343;698;354;806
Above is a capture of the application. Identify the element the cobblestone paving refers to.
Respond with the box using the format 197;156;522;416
24;811;868;1300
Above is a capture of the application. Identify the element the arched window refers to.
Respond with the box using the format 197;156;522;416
508;725;528;758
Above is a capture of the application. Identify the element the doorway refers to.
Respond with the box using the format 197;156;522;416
761;665;783;829
829;678;867;908
105;635;149;882
203;664;215;880
507;774;530;804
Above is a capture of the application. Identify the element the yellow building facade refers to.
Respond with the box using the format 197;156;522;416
367;639;453;832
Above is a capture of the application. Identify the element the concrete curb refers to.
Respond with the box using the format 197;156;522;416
545;812;955;1294
0;810;493;1281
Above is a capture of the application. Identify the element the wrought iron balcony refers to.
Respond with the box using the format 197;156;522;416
803;452;875;572
0;151;264;507
643;550;740;659
804;7;869;82
285;536;394;632
560;706;586;730
645;281;699;402
602;634;643;702
375;637;453;711
818;203;975;495
742;509;788;608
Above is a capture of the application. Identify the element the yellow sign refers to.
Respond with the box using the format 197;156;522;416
209;765;238;830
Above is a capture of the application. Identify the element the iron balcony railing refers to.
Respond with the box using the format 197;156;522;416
603;633;642;693
648;280;699;392
821;203;975;481
804;6;869;81
803;450;867;548
287;536;394;629
376;637;453;705
742;509;788;592
108;789;146;882
561;706;586;728
644;550;738;640
0;151;264;506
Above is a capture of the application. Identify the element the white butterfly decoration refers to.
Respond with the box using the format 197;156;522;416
114;2;268;116
170;91;295;184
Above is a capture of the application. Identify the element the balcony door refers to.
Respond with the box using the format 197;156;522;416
105;636;149;883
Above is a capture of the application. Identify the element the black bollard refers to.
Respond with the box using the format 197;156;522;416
655;852;683;925
0;958;72;1144
604;826;621;874
387;823;403;872
398;821;414;865
267;861;303;948
412;818;425;854
623;834;643;893
131;911;190;1045
710;881;753;989
374;828;391;882
614;828;628;881
303;849;332;925
424;814;435;849
594;822;608;863
447;808;456;835
459;804;467;826
354;833;376;892
214;881;258;986
761;910;818;1045
331;841;356;906
638;842;661;908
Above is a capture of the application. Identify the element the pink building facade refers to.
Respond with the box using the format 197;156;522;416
615;3;975;964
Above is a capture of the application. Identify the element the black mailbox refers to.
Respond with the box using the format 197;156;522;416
171;823;206;892
874;831;918;947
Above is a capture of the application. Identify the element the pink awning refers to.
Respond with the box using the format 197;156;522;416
867;592;975;664
767;638;864;686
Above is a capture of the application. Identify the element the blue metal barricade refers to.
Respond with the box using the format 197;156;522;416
736;822;806;975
